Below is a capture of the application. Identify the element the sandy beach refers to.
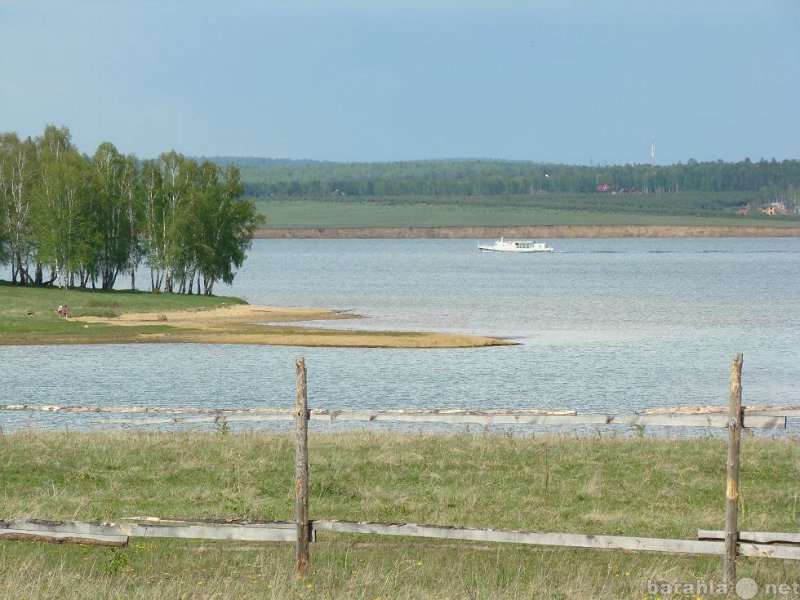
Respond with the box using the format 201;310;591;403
75;304;513;348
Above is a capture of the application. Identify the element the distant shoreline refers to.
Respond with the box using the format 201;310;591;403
254;225;800;239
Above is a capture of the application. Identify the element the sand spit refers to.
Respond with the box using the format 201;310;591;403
75;304;513;349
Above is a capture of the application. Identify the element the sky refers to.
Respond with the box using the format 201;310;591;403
1;1;798;166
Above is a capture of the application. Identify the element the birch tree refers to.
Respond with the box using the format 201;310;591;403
185;162;262;295
0;133;38;284
32;125;93;288
89;142;140;289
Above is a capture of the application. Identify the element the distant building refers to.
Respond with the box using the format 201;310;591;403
597;184;611;192
760;202;789;216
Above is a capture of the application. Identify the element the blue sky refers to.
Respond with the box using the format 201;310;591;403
2;1;798;166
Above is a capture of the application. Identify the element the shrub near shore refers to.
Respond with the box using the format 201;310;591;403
1;430;797;599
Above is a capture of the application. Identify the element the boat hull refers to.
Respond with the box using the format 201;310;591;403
478;239;554;253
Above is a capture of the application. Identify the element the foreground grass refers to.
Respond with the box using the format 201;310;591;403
1;430;798;598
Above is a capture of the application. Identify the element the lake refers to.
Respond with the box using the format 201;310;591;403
1;237;798;434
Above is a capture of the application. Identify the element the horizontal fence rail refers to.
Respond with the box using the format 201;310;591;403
99;412;783;428
313;520;800;561
0;518;299;546
5;404;799;416
4;518;799;561
698;530;800;545
0;405;788;429
313;520;725;555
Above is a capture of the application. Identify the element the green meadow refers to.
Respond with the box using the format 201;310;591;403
252;194;800;229
0;281;242;345
1;430;797;599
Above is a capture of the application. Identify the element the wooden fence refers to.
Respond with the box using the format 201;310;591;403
0;406;790;429
2;353;798;592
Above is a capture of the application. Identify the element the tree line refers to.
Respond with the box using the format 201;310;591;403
228;157;800;205
0;126;263;294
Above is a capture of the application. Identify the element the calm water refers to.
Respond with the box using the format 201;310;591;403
1;237;798;434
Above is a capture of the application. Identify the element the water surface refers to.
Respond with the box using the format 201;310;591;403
1;237;798;434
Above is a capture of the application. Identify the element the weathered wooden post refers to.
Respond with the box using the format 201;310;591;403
295;357;310;578
723;352;743;589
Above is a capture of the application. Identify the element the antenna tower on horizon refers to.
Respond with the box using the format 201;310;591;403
650;138;656;168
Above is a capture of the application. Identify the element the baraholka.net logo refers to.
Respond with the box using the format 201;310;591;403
645;577;800;598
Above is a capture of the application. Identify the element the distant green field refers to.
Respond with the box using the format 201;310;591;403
254;197;797;229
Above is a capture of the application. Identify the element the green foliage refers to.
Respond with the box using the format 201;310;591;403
31;126;97;289
221;156;800;203
88;142;141;290
207;155;800;226
104;547;130;575
0;127;263;295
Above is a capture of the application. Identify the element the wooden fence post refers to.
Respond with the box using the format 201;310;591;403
723;352;743;589
295;357;310;578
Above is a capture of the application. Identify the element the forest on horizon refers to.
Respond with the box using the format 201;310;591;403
203;156;800;210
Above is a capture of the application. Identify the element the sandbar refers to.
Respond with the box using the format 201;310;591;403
75;304;514;349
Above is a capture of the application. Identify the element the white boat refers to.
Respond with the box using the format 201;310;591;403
478;237;554;253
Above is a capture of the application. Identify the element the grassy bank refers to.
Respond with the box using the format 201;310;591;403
0;282;243;345
0;283;509;348
1;431;797;598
